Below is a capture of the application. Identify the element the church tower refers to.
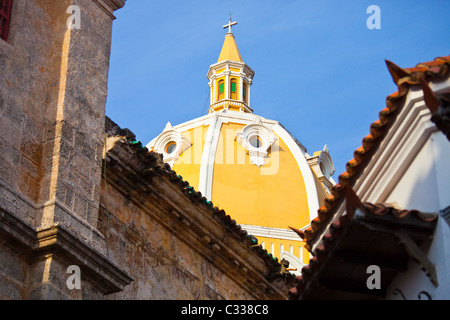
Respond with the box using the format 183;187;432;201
148;18;336;273
207;18;254;114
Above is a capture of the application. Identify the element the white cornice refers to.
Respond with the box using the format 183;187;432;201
157;110;278;135
241;225;308;241
208;99;253;114
353;82;450;204
207;61;255;80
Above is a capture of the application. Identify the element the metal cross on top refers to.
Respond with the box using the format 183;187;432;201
223;14;237;33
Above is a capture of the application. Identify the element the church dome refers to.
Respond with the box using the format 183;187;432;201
147;18;335;273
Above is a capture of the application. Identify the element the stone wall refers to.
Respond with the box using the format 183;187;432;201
0;0;294;300
0;0;130;299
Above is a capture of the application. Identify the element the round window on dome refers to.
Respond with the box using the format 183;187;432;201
165;141;177;154
320;162;326;174
248;135;263;149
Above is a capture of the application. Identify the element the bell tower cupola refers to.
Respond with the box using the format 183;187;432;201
206;17;255;114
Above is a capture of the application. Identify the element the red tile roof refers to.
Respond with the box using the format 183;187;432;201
288;185;438;300
299;55;450;252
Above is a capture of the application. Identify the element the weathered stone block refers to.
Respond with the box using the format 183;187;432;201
64;186;75;210
73;195;88;221
19;154;40;181
0;277;23;300
0;158;18;189
18;171;30;195
86;201;99;227
0;137;20;165
20;137;42;164
23;116;42;141
4;100;26;128
0;116;21;150
0;246;26;285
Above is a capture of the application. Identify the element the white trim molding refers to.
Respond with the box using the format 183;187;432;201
235;119;277;167
354;86;443;204
280;251;306;276
272;123;320;221
307;144;336;193
198;115;223;200
147;122;191;167
241;224;309;241
311;78;450;253
193;111;279;200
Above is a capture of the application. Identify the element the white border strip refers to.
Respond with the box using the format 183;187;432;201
272;124;320;220
198;115;223;200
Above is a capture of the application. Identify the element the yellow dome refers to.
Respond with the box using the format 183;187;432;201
147;22;335;273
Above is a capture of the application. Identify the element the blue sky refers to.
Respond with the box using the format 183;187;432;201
105;0;450;179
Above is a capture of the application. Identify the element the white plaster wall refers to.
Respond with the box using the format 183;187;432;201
385;130;450;213
384;130;450;300
433;131;450;211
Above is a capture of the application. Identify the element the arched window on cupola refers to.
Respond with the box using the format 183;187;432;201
230;78;238;100
217;79;225;101
243;82;248;104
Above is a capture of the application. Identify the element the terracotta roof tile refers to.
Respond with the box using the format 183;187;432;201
289;186;438;300
300;55;450;252
104;116;293;282
419;71;450;140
